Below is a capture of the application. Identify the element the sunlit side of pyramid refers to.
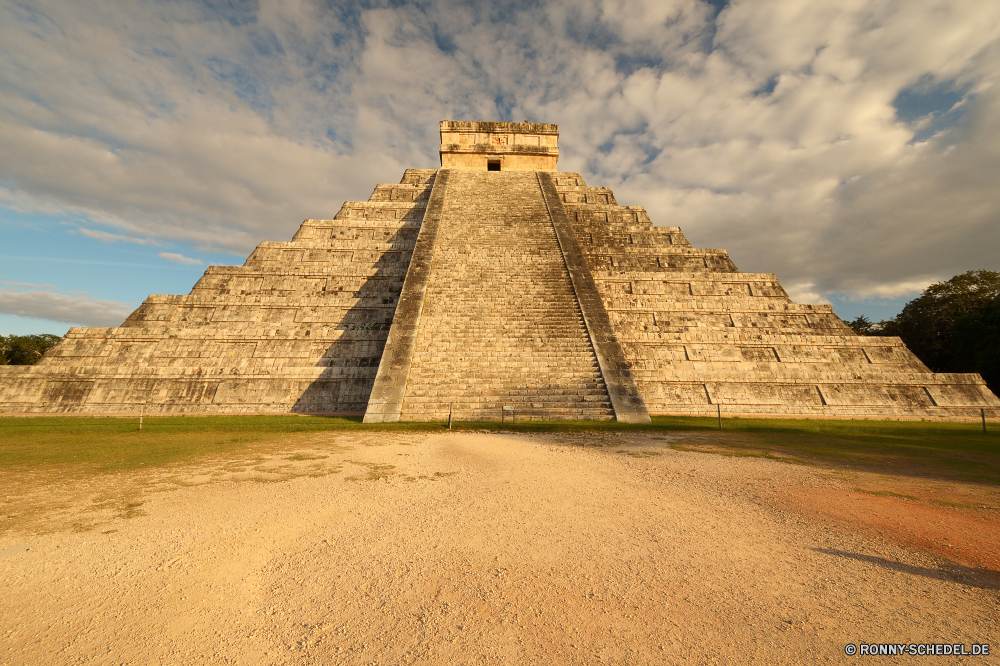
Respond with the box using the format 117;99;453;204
1;121;997;420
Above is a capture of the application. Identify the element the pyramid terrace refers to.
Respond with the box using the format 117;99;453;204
1;121;997;421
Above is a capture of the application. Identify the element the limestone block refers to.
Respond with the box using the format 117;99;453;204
819;384;935;408
44;338;111;359
0;371;47;404
638;381;712;406
925;382;999;407
863;344;916;364
39;380;96;407
212;306;260;323
690;281;751;297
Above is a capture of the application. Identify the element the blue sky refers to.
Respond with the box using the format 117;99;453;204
2;0;999;335
0;206;237;334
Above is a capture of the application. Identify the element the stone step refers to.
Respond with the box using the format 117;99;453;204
398;170;612;421
402;400;615;410
407;366;603;373
404;399;612;409
404;383;610;394
404;402;614;412
402;410;615;422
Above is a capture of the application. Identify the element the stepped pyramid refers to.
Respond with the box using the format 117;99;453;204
2;121;997;421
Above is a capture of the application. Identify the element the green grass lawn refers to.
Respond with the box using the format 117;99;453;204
0;414;997;485
0;415;415;472
655;416;1000;486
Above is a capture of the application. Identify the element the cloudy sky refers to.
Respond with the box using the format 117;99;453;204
2;0;999;335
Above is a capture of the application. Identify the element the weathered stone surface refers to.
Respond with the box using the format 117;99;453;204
440;121;559;172
1;121;997;420
550;171;1000;418
397;170;614;422
364;170;450;423
0;169;439;414
537;171;650;423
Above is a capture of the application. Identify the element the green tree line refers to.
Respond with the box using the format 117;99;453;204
848;270;1000;393
0;334;62;366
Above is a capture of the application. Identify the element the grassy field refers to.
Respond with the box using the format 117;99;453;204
657;416;1000;486
0;414;997;485
0;415;431;472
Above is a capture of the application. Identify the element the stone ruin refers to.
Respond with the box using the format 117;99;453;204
2;120;997;421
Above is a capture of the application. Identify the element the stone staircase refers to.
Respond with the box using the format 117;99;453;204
398;171;614;421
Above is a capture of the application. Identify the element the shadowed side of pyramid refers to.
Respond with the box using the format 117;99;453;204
290;221;426;413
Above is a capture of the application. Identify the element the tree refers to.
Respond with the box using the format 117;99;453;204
951;298;1000;393
847;315;898;336
847;315;875;335
0;334;62;365
891;270;1000;374
852;270;1000;394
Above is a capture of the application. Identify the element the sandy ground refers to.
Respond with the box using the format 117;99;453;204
1;430;998;665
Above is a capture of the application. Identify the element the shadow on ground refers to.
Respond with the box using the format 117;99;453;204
814;548;1000;591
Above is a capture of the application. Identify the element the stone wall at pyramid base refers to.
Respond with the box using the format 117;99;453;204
0;372;358;416
4;367;992;419
637;376;994;420
0;321;386;415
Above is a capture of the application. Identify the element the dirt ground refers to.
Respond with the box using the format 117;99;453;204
1;430;997;665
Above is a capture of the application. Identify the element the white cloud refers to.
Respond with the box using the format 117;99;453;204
0;0;998;307
78;227;159;245
0;289;135;327
839;279;939;301
2;281;57;289
159;252;202;265
782;282;832;306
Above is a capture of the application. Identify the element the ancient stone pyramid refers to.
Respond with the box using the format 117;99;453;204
2;121;997;421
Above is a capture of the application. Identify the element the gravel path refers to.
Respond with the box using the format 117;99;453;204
1;431;996;664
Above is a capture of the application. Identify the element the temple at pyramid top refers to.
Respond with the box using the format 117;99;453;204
439;120;560;171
